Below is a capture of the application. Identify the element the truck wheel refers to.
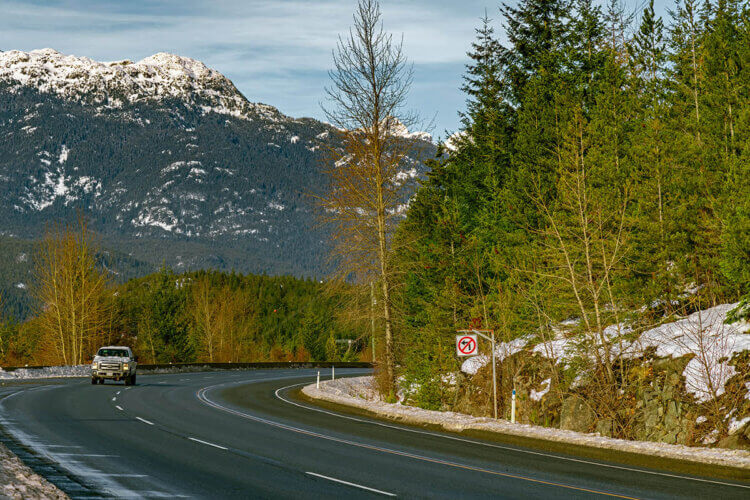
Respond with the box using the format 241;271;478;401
99;378;105;384
124;376;131;386
131;374;136;386
91;377;97;385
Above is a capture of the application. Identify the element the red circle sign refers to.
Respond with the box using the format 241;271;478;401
457;336;477;355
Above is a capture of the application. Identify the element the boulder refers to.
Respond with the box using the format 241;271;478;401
718;433;750;451
595;418;614;437
560;395;595;433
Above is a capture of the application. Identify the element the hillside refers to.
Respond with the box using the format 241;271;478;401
0;236;152;320
0;49;435;284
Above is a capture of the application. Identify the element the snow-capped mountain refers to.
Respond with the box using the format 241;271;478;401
0;49;434;277
0;49;282;121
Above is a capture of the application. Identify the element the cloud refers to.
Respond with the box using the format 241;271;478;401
1;1;501;133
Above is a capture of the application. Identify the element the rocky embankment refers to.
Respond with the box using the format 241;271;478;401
303;376;750;469
0;442;67;499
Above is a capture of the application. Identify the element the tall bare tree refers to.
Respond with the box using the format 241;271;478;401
321;0;420;394
33;217;111;365
190;278;246;363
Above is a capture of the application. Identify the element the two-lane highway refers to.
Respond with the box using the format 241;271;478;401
0;369;747;498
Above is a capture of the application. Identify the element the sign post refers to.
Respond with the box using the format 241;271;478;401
457;329;497;419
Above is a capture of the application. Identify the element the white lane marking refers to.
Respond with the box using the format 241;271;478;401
195;380;648;500
116;391;121;395
0;389;149;498
135;417;154;425
188;437;228;450
57;453;119;457
306;471;396;497
91;473;148;478
116;405;124;411
275;382;750;491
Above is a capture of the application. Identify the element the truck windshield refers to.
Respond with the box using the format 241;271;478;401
97;349;128;357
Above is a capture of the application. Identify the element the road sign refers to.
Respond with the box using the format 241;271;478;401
456;334;478;356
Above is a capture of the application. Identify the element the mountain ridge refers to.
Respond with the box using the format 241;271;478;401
0;48;434;284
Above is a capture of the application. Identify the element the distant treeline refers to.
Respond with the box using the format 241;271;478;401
0;224;365;366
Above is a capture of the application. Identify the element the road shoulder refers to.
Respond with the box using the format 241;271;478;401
0;441;68;500
299;376;750;482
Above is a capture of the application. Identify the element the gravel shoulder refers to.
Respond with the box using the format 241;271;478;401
0;441;68;500
302;376;750;476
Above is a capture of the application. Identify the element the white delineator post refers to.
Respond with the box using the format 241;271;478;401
317;370;320;389
332;366;335;380
491;331;497;420
511;388;516;423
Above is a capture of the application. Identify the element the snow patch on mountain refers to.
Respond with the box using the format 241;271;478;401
388;118;432;142
58;144;69;163
443;131;468;152
0;48;289;123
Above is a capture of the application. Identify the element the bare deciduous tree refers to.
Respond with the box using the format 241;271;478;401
320;0;421;394
33;217;111;365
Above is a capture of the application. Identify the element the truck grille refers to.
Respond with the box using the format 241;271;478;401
99;361;121;371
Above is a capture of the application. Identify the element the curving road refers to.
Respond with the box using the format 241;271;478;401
0;369;748;499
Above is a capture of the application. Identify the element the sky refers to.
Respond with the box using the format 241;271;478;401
1;0;669;138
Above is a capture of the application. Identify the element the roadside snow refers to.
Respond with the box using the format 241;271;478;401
632;303;750;402
0;442;68;499
304;376;750;469
469;304;750;404
0;365;90;379
530;378;551;402
461;336;528;375
729;416;750;435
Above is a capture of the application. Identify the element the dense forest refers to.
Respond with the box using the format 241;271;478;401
0;224;365;366
389;0;749;418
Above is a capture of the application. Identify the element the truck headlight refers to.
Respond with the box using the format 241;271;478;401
91;362;98;370
123;363;129;370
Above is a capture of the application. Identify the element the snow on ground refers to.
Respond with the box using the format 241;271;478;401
303;376;750;469
530;378;551;402
0;364;249;380
0;442;68;499
461;336;529;375
0;365;90;380
462;303;750;403
631;303;750;402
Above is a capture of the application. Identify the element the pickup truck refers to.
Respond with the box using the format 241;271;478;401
91;346;137;385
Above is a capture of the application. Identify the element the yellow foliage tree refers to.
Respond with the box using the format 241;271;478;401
33;218;111;365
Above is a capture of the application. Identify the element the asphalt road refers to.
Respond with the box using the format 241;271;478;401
0;369;748;499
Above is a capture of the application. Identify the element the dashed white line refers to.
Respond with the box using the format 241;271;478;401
135;417;154;426
116;391;121;395
116;405;124;411
92;473;148;478
188;437;228;450
306;472;396;496
56;454;119;457
111;397;116;402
